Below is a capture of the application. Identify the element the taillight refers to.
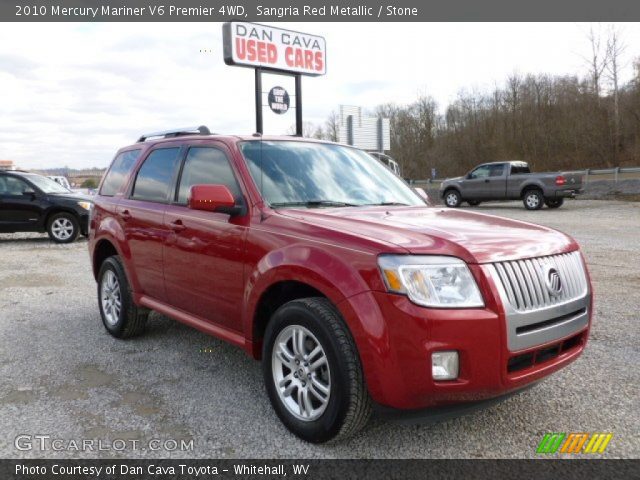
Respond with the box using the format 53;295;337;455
555;175;566;186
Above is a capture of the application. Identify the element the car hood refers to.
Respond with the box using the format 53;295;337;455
442;176;463;184
279;206;576;264
48;192;92;202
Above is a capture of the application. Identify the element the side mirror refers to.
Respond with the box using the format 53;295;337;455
188;184;239;215
466;173;473;180
413;187;431;205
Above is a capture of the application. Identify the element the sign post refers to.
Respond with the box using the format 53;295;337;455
222;22;326;136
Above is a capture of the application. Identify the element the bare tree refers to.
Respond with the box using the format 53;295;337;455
583;24;610;100
605;25;626;157
324;110;340;142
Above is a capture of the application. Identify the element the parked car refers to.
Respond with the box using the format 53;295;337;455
47;175;72;190
440;161;583;210
89;128;592;443
0;170;92;243
369;152;401;176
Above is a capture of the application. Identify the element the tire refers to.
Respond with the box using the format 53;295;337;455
545;198;564;209
444;189;462;208
97;256;148;338
523;189;544;210
263;298;372;443
467;200;481;206
47;212;79;243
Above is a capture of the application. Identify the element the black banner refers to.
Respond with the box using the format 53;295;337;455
2;0;640;22
1;459;638;480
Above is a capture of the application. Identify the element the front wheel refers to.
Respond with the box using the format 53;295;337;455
444;190;462;208
47;212;79;243
523;190;544;210
546;198;564;209
263;298;372;443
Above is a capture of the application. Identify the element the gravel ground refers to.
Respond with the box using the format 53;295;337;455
0;199;638;459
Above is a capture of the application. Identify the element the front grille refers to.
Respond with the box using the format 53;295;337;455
492;251;588;312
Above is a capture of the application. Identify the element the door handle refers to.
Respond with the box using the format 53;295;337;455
169;219;186;232
119;209;132;221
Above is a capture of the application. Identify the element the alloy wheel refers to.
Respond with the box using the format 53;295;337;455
271;325;331;421
100;270;122;326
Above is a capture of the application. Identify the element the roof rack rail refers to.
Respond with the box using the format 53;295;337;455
137;125;211;143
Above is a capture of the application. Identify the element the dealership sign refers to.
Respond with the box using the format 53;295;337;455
223;22;326;76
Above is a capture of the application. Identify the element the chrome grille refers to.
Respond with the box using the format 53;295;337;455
492;251;588;312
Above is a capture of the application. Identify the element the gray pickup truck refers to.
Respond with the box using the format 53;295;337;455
440;161;583;210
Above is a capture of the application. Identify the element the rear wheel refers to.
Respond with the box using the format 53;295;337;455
263;298;372;443
545;198;564;209
444;190;462;208
47;212;79;243
98;256;148;338
467;200;481;206
523;189;544;210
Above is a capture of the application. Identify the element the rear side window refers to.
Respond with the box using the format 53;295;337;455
101;149;141;196
511;164;531;175
176;147;240;204
0;175;29;195
132;148;180;203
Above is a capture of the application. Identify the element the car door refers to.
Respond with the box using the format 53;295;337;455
486;163;507;198
0;175;44;232
117;146;182;301
163;144;248;333
461;165;491;199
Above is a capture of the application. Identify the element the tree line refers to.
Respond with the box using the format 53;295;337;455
309;26;640;178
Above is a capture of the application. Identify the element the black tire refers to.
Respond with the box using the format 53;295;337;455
545;198;564;209
523;189;544;210
443;189;462;208
467;200;481;206
47;212;79;244
263;298;372;443
97;256;148;338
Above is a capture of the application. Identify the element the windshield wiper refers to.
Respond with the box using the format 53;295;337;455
270;200;358;208
361;201;410;206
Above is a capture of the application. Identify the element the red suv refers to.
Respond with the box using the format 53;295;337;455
89;127;592;443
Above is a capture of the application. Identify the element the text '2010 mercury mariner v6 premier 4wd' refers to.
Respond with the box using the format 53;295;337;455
88;127;593;443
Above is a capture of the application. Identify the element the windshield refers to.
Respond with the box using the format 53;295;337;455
24;173;72;194
240;141;424;208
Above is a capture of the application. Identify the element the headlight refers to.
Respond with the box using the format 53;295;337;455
378;255;484;308
77;201;93;211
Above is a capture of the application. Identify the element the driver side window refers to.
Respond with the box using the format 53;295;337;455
469;166;490;179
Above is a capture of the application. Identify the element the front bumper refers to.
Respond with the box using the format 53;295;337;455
338;265;591;410
78;212;90;235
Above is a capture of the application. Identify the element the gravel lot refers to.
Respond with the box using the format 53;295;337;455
0;199;638;459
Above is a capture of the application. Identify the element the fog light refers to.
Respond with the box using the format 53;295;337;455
432;351;459;380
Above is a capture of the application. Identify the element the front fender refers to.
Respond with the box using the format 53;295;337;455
242;244;374;344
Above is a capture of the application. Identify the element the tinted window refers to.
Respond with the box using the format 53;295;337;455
101;149;141;196
132;148;180;203
469;166;490;179
177;147;240;204
510;164;531;175
489;164;505;177
0;176;29;195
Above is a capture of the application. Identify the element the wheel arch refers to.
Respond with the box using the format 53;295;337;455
520;183;544;198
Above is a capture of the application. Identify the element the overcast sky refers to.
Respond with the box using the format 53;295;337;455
1;22;638;169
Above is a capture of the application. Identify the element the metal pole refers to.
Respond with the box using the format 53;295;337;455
295;74;302;136
255;68;263;134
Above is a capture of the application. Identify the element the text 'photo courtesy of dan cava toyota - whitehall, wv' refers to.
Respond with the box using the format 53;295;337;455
1;1;639;479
